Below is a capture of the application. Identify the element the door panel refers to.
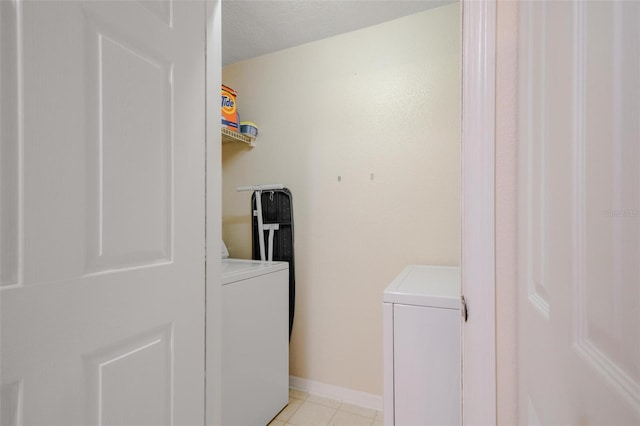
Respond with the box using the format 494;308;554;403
518;1;640;424
85;325;173;426
88;23;174;271
0;1;205;425
0;0;22;290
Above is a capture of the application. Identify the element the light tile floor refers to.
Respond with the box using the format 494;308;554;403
268;389;383;426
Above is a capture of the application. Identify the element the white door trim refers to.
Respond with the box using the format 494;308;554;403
461;0;497;424
206;1;223;425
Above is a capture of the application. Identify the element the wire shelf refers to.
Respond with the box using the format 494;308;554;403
221;127;255;147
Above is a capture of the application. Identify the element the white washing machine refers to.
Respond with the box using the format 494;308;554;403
383;265;461;426
221;258;289;426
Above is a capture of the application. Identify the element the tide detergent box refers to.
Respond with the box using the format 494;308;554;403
221;84;239;131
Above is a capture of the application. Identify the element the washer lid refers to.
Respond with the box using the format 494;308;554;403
221;258;288;285
383;265;461;309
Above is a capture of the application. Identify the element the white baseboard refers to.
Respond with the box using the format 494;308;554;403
289;375;383;411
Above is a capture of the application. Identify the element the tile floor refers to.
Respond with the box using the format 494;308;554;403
268;389;383;426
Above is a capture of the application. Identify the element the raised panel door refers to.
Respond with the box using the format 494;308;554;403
0;1;206;424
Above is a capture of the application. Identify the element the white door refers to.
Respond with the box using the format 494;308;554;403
0;1;206;425
518;1;639;424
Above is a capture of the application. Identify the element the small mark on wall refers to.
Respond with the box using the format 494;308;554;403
337;176;342;182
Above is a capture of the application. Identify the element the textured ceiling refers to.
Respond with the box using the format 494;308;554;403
222;0;455;66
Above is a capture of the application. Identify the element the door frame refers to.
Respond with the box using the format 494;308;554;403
205;1;223;425
203;0;499;423
461;0;497;424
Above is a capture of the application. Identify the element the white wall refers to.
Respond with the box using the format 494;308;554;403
222;3;460;396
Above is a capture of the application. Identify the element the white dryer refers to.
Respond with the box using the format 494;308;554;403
383;265;461;426
221;258;289;426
